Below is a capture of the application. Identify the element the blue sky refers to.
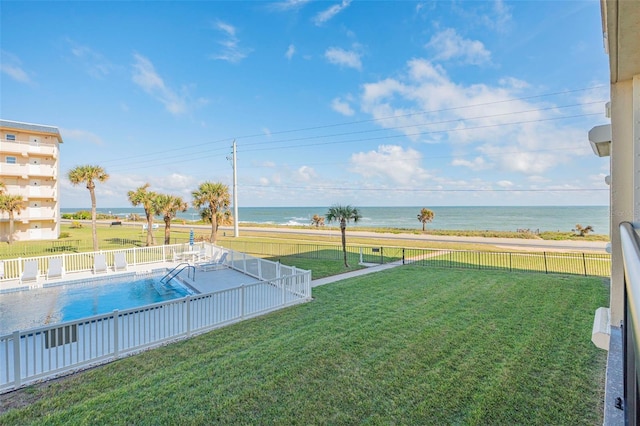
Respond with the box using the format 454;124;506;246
1;0;610;208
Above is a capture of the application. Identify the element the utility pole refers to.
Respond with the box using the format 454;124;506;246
232;140;239;237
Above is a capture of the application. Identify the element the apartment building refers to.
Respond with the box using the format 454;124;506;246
0;119;63;242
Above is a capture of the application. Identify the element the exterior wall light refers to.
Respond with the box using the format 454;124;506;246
589;124;612;157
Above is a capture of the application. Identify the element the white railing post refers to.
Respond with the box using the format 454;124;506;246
240;285;245;319
113;310;119;358
258;259;262;280
277;262;281;279
186;296;191;337
281;277;285;305
12;331;21;388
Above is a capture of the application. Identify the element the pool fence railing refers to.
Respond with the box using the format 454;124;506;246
218;240;611;277
0;243;312;393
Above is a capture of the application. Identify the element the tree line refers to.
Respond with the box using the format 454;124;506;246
3;164;436;271
66;165;232;251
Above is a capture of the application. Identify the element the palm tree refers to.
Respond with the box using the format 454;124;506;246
154;194;188;245
128;183;158;246
0;194;25;244
0;182;6;194
311;214;325;228
192;182;230;243
326;204;362;268
574;224;594;237
417;208;435;231
68;165;109;251
198;207;233;234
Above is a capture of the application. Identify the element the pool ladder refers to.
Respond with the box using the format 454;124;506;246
161;263;196;284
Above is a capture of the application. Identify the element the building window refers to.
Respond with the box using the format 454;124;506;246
6;134;16;141
6;156;17;164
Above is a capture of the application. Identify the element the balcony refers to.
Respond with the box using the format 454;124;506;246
0;163;56;179
0;207;57;222
26;186;57;200
0;139;58;158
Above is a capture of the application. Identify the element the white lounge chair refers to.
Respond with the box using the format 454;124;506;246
114;252;128;271
199;252;228;271
196;247;207;262
94;253;108;274
21;260;39;284
47;258;64;280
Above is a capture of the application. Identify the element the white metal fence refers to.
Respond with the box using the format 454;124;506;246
0;244;311;392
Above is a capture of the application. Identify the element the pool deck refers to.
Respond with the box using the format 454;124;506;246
0;260;256;295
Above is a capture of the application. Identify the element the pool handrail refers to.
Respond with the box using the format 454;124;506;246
161;262;195;284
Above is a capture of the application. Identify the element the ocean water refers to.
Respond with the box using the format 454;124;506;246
62;206;610;234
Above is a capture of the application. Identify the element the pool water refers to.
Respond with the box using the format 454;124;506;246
0;274;193;335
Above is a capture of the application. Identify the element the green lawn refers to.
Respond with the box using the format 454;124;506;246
0;267;607;425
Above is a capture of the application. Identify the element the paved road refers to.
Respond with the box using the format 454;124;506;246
215;226;608;253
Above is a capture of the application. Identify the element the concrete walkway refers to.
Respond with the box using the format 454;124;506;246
311;261;403;288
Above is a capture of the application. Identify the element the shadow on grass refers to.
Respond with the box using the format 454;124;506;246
266;251;367;279
104;238;145;247
409;258;609;277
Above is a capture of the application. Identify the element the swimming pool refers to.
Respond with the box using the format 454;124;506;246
0;273;194;336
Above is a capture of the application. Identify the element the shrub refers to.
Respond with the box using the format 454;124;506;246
70;221;83;229
59;232;71;238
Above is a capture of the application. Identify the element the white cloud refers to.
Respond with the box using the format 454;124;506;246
325;47;362;70
357;57;593;175
59;128;104;146
350;145;430;185
498;77;529;90
0;50;32;84
578;84;610;115
496;180;514;188
285;44;296;60
425;28;491;65
210;20;251;63
451;157;488;171
296;166;317;181
331;97;355;116
313;0;352;26
491;0;513;32
528;175;551;183
270;0;312;11
131;53;189;115
66;39;113;78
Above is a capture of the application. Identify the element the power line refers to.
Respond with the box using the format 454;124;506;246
105;110;600;172
240;184;608;193
237;145;592;170
238;112;602;154
236;101;605;149
95;85;607;168
231;85;608;140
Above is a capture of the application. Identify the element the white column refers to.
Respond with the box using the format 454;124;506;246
609;75;640;327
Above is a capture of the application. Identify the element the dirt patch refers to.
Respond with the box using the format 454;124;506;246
0;371;78;414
